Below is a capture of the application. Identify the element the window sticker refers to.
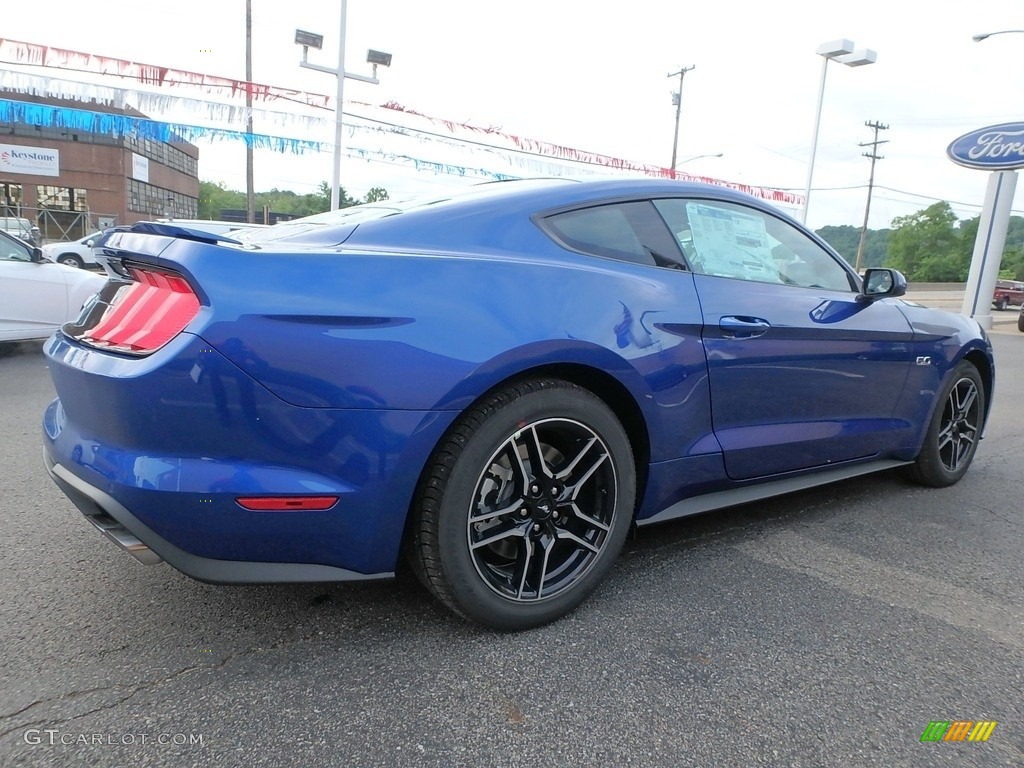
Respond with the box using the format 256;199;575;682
684;203;782;283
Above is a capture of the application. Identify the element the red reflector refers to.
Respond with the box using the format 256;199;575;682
236;496;339;511
80;266;200;355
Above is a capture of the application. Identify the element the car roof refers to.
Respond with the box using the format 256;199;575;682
239;177;795;250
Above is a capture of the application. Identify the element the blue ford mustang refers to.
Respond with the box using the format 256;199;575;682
42;178;994;630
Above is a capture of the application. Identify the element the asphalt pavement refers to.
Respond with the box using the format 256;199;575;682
0;316;1021;767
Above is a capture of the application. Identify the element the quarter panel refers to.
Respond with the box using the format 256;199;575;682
172;242;718;464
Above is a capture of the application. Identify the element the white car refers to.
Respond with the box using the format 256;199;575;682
41;232;103;269
0;230;105;343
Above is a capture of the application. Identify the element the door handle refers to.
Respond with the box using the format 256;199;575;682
719;316;771;338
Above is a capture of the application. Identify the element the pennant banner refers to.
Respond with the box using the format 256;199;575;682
346;147;518;182
0;98;325;154
0;37;329;107
376;102;805;205
0;70;327;132
0;38;802;204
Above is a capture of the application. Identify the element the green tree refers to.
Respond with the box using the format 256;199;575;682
198;181;389;220
959;214;1024;280
197;180;245;219
815;224;891;269
363;186;390;203
816;225;859;260
886;202;966;281
315;181;359;210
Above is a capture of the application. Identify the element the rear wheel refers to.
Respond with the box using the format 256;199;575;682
907;361;985;487
407;379;635;630
1018;310;1024;332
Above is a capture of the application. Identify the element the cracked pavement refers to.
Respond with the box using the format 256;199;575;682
1;334;1022;767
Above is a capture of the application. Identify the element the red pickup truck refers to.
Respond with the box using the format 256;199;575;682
993;280;1024;311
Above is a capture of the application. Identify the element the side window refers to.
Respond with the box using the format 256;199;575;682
653;199;854;291
0;231;32;262
542;201;686;268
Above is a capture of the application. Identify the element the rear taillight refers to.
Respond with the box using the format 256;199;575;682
72;266;200;355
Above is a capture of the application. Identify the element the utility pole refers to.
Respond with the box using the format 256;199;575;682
668;65;695;169
855;120;888;272
245;0;256;224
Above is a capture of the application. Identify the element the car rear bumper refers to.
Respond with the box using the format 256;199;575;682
42;332;459;581
44;447;388;582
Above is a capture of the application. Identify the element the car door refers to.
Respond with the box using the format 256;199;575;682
0;233;70;341
653;198;914;481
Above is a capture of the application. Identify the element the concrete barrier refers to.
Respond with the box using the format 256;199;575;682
906;282;967;292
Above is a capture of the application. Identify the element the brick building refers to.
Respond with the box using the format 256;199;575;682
0;91;199;237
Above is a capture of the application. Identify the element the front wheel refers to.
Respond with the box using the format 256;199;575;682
995;296;1008;311
907;361;985;487
407;379;635;630
58;254;84;268
1018;311;1024;332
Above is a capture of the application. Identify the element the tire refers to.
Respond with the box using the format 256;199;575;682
407;379;635;630
907;361;985;487
58;254;84;268
1018;310;1024;332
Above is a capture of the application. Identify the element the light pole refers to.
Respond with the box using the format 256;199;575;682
801;39;877;225
245;0;255;224
668;65;695;169
675;152;723;168
296;4;391;211
973;30;1024;41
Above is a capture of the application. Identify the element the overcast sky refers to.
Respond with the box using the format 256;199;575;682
4;0;1024;229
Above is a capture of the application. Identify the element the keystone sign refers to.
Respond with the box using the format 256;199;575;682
947;123;1024;171
0;143;60;177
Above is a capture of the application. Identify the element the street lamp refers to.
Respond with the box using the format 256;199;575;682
972;30;1024;41
801;39;877;225
295;3;392;211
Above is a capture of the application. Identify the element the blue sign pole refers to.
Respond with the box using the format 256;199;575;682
961;170;1017;327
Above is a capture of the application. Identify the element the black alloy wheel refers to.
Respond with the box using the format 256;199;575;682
467;417;617;602
407;379;635;630
907;361;985;487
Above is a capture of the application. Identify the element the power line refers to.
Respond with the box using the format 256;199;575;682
776;183;1024;216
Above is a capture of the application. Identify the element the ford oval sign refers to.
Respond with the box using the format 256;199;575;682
948;123;1024;170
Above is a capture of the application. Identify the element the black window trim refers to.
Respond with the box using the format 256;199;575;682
533;195;689;270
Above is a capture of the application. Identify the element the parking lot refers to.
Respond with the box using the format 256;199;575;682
1;324;1022;768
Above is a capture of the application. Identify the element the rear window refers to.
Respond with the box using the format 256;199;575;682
547;206;648;263
540;200;687;268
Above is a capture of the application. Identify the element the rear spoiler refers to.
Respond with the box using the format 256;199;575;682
93;223;242;278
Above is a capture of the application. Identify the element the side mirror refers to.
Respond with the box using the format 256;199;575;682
85;239;94;247
30;246;46;263
859;268;907;301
